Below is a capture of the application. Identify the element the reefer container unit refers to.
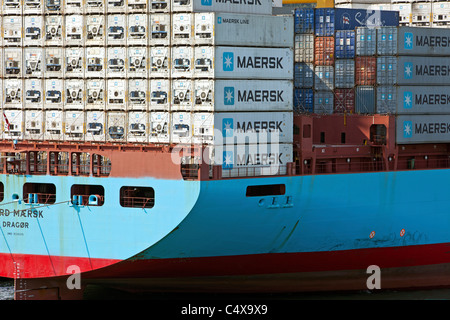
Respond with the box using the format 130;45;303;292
64;79;84;110
24;0;42;14
128;47;148;78
4;79;22;109
107;15;126;46
106;111;127;142
294;8;314;34
24;16;44;47
172;46;193;78
4;48;22;78
44;0;61;13
214;143;292;178
334;59;354;88
107;47;126;78
396;115;450;144
127;14;147;46
335;30;355;59
391;3;412;26
127;111;148;143
412;2;432;26
24;79;43;109
172;13;193;45
85;111;106;142
150;46;170;78
65;48;85;78
170;0;273;15
45;15;63;47
396;56;450;85
86;47;105;78
44;79;63;110
150;0;170;12
128;0;147;12
433;2;450;26
24;47;43;77
64;110;85;142
44;110;64;141
192;112;214;144
315;8;399;37
171;112;192;144
355;57;376;86
86;15;106;46
65;0;84;14
314;37;334;66
128;79;148;110
65;15;84;46
149;14;170;46
392;86;450;115
192;79;293;112
3;16;22;46
193;12;293;47
377;56;397;85
193;46;293;80
149;111;170;144
24;110;44;141
85;0;105;13
3;109;23;140
171;79;193;111
356;27;376;56
294;63;314;88
3;0;22;14
314;65;334;91
149;79;170;111
107;79;127;110
294;34;314;63
314;91;334;114
294;88;314;113
107;0;126;13
86;80;105;110
44;47;63;78
355;85;375;114
334;88;355;113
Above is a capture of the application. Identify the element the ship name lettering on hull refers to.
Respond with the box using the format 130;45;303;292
0;209;43;218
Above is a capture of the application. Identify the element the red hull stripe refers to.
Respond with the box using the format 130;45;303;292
3;243;450;279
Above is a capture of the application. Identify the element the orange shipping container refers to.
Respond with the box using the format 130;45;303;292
314;36;334;66
355;57;376;86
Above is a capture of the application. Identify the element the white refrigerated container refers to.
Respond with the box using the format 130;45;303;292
86;79;105;110
127;111;148;143
149;111;170;143
149;79;170;111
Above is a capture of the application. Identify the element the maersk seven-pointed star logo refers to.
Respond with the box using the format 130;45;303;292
222;118;233;137
403;121;413;138
404;62;413;79
404;32;413;50
224;87;234;105
223;151;233;169
223;52;234;71
403;91;412;109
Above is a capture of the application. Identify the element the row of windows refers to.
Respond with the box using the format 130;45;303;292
0;182;154;208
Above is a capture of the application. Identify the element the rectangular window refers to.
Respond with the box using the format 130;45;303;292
120;186;154;208
23;183;56;204
246;184;286;197
71;184;104;206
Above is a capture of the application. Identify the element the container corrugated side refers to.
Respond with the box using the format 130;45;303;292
294;63;314;88
294;34;314;63
377;26;398;56
355;86;375;114
335;30;355;59
294;89;314;113
314;65;334;90
334;59;354;88
314;91;334;114
396;115;450;144
355;57;376;85
397;26;450;56
377;56;397;85
356;27;376;56
376;85;396;114
396;56;450;85
314;36;334;66
294;8;314;34
395;85;450;114
194;12;293;47
334;88;355;113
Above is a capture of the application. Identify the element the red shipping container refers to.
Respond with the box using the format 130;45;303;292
314;36;334;66
355;57;376;85
334;88;355;113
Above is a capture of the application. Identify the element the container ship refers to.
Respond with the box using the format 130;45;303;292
0;0;449;300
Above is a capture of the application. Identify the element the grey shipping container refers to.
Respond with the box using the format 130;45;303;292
314;91;334;114
377;56;397;85
377;26;398;56
355;86;375;113
334;59;354;88
294;63;314;88
376;86;396;114
356;27;376;56
314;65;334;90
396;26;450;56
396;56;450;85
396;115;450;144
395;86;450;114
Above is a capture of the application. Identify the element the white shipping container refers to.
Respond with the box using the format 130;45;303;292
149;14;171;46
107;79;127;110
25;79;43;109
64;79;84;109
86;0;105;13
44;110;64;141
86;15;105;46
3;110;23;140
412;2;431;26
64;110;85;141
172;46;193;78
24;110;44;141
45;15;63;46
213;143;292;178
65;0;84;13
86;111;106;142
3;16;22;46
107;47;126;77
171;0;272;15
193;46;293;80
171;112;191;144
391;3;412;26
106;111;127;142
4;48;22;77
45;0;61;13
4;79;22;107
128;79;147;110
86;47;105;78
107;15;126;45
3;0;21;14
128;47;148;77
128;0;147;12
65;15;84;45
107;0;126;12
193;79;293;112
127;14;147;45
150;46;170;78
433;2;450;25
86;80;105;110
65;47;85;78
194;12;293;47
192;112;214;144
45;47;63;77
149;111;170;143
24;0;42;14
172;79;192;111
24;16;44;46
45;79;63;109
149;79;170;111
127;111;148;143
172;13;193;45
150;0;170;12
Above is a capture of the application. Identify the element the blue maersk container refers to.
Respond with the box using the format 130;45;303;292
294;8;314;34
315;8;399;36
335;30;355;59
294;89;314;113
